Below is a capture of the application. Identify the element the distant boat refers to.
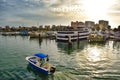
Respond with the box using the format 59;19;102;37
114;31;120;41
26;53;56;74
20;30;29;36
1;32;9;36
46;31;56;39
1;32;20;36
29;32;40;38
88;32;106;42
56;27;90;42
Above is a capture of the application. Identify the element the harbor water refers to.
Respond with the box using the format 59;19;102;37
0;35;120;80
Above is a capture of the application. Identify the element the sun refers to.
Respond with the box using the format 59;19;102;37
82;0;116;20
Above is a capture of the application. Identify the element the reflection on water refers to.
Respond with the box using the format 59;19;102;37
29;38;43;48
87;46;102;62
57;40;88;54
75;41;120;79
0;35;120;80
113;41;120;53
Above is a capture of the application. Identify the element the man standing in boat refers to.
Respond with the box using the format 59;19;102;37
40;55;49;68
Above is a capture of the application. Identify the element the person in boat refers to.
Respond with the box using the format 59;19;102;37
42;57;50;69
39;58;45;67
40;55;49;67
36;58;42;66
41;55;56;73
36;58;47;67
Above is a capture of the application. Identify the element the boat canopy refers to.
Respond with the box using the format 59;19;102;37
34;53;47;58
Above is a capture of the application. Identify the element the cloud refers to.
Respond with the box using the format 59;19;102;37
0;0;120;27
0;0;95;26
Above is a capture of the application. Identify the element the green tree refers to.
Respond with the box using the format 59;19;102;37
113;28;117;32
107;25;111;31
118;25;120;31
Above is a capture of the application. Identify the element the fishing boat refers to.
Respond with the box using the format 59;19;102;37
26;53;56;74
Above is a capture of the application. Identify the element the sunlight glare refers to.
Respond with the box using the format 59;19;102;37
82;0;116;20
87;46;101;62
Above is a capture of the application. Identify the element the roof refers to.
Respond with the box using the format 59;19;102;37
34;53;47;58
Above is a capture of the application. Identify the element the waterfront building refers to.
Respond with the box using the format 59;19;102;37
85;21;95;29
59;25;69;31
57;25;66;31
31;26;38;31
99;20;109;31
5;26;11;32
45;25;50;31
51;25;57;31
39;25;43;31
71;21;85;28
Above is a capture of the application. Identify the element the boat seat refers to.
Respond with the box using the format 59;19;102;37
29;58;37;64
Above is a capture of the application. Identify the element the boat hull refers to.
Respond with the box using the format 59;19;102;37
26;57;49;74
56;30;89;42
29;62;49;74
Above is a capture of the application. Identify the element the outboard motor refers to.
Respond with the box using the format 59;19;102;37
50;67;56;74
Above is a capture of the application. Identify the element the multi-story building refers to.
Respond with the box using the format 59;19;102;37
39;25;43;31
51;25;57;31
31;26;38;31
55;25;69;31
5;26;11;32
99;20;109;30
71;21;85;27
85;21;95;28
39;25;43;29
45;25;50;31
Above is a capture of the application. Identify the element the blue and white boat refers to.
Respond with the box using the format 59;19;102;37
26;53;56;74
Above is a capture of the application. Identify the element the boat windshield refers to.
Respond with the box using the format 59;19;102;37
34;53;47;59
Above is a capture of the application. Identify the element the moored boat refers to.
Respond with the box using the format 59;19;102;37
56;31;78;42
29;31;40;38
56;27;90;42
88;32;106;43
26;53;56;74
114;31;120;41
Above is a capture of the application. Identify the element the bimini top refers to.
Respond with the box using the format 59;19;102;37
34;53;48;58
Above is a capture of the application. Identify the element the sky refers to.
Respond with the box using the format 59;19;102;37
0;0;120;28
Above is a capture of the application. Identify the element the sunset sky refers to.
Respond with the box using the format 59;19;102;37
0;0;120;28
